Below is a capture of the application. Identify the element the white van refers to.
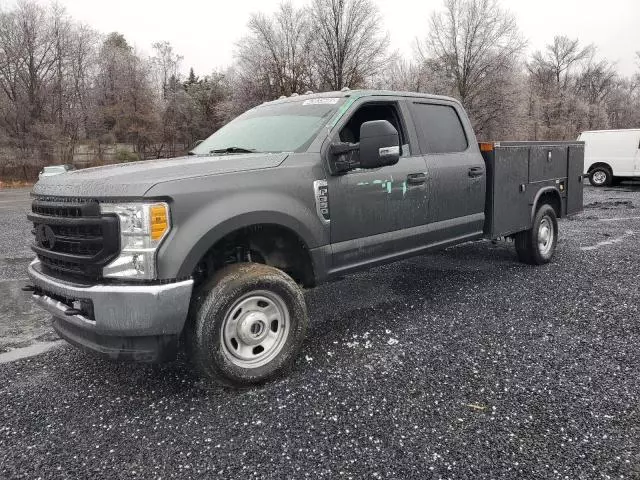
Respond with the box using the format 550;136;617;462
579;129;640;186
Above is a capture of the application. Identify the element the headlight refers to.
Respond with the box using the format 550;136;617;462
100;202;170;279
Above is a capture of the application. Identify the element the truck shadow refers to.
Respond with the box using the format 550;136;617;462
52;240;540;395
603;180;640;192
303;242;519;344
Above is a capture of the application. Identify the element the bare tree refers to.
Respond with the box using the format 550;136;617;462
67;23;99;143
0;0;65;168
576;57;617;129
606;78;640;129
603;54;640;130
184;70;230;136
151;41;183;100
311;0;390;90
4;0;640;178
373;55;429;93
417;0;526;138
0;6;26;144
93;33;157;154
526;36;605;139
530;36;593;89
234;1;314;104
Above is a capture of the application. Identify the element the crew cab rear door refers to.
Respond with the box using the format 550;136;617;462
408;100;486;240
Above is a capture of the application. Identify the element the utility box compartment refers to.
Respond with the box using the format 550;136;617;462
482;141;584;239
529;146;569;182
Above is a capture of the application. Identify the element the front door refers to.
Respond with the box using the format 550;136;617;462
326;99;429;271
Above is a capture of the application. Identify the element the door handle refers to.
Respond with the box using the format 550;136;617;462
406;173;426;185
468;167;484;178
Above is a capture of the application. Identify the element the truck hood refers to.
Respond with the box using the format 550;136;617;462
32;153;288;198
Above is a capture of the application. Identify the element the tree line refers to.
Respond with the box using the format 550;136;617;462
0;0;639;177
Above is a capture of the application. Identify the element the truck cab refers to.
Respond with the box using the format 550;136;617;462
314;92;487;275
25;90;584;387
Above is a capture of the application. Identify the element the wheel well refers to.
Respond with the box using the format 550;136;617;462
192;224;315;288
587;162;612;174
536;190;562;219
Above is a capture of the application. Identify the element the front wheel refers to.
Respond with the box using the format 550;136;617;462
515;204;558;265
186;263;308;388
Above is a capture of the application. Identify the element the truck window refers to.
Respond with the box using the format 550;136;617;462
191;99;345;154
410;103;468;154
339;103;409;155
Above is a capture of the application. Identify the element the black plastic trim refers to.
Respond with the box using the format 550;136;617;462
52;318;178;363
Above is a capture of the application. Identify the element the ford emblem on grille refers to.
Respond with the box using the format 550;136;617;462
35;224;56;250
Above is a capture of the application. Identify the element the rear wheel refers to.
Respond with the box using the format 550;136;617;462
589;166;612;187
515;204;558;265
186;263;308;388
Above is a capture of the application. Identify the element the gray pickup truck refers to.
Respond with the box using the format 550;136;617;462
25;90;584;387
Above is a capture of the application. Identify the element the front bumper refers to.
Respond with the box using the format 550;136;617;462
27;260;194;362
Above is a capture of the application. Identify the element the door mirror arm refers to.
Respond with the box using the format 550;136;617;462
328;142;360;175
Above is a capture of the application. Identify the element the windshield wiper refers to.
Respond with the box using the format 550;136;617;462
209;147;257;154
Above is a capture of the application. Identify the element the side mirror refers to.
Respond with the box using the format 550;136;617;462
359;120;400;169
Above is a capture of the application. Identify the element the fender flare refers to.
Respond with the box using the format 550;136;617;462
175;210;319;279
530;186;562;224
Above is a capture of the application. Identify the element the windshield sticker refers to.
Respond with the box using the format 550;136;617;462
302;98;340;106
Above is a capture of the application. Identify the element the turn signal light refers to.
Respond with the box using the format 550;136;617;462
150;204;169;241
479;142;494;152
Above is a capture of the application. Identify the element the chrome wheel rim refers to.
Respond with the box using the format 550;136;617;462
592;171;607;185
537;216;554;256
221;290;289;368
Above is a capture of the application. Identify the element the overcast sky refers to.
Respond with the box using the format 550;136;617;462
20;0;640;77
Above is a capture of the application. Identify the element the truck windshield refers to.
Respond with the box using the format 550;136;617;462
190;98;345;155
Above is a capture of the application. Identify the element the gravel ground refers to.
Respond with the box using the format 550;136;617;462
0;188;33;280
0;188;53;352
1;184;640;479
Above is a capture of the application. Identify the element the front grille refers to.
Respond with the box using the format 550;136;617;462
37;256;102;277
32;203;83;218
29;197;120;280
